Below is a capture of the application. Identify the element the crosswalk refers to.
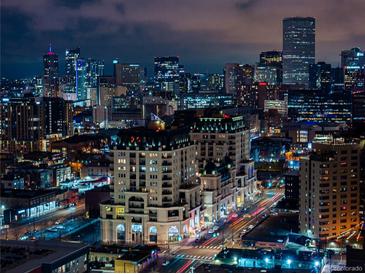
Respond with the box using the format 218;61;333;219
195;245;222;250
175;253;215;261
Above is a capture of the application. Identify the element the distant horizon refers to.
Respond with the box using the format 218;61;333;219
2;0;365;79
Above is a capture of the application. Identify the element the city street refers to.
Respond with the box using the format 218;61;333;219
0;200;85;240
158;188;284;272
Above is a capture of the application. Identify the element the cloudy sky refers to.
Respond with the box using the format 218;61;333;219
1;0;365;78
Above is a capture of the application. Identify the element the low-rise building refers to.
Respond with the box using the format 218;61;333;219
0;240;89;273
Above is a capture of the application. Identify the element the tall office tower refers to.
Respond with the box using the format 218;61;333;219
0;97;43;153
34;76;43;97
114;63;145;93
331;67;344;92
238;64;255;86
260;51;283;67
299;141;360;240
178;71;191;94
309;62;332;92
224;63;240;95
37;97;73;138
255;66;278;85
64;48;80;94
100;126;201;244
259;51;283;84
86;58;104;88
283;17;315;87
76;58;87;101
341;47;365;92
225;64;254;95
154;56;181;94
43;44;59;97
207;73;224;92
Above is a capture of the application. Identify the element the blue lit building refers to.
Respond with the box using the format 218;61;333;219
64;48;80;94
76;58;87;101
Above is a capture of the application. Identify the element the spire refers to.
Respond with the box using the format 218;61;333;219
47;43;54;55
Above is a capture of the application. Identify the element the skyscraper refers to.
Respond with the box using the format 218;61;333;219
224;64;254;95
309;62;332;92
64;48;80;94
114;63;145;92
154;56;181;94
283;17;315;87
341;47;365;92
43;44;59;97
86;58;104;89
76;58;87;101
259;51;283;84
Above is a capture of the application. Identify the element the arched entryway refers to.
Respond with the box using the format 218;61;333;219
116;224;125;241
149;226;157;243
168;226;180;242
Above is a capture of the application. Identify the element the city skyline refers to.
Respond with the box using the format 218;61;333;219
2;0;365;78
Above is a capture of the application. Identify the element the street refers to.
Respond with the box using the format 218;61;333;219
159;188;284;272
0;200;85;240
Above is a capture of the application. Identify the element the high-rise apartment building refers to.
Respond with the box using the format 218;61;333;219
0;97;43;153
299;141;360;239
100;126;201;244
283;17;315;87
190;113;250;170
43;45;59;97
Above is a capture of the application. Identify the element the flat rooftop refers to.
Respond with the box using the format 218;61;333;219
0;240;89;273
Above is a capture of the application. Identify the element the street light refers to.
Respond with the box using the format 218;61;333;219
314;261;320;267
287;259;292;267
264;257;269;263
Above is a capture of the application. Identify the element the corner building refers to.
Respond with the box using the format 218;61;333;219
100;127;201;245
299;141;360;239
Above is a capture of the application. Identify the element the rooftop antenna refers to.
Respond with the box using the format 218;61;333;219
48;42;52;53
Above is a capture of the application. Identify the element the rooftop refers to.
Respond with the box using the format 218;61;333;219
0;240;89;273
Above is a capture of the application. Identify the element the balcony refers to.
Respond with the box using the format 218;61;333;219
162;175;172;180
162;190;173;195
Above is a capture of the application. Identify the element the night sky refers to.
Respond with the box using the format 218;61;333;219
1;0;365;78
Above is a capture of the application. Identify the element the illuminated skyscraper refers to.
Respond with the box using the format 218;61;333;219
154;56;181;94
224;64;254;95
64;48;80;94
309;62;332;92
43;44;59;97
86;58;104;89
76;58;87;101
114;63;145;92
258;51;283;84
283;17;315;87
341;47;365;92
